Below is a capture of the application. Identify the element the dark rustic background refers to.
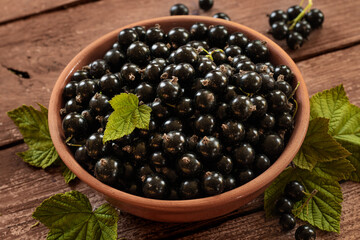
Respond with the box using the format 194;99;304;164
1;0;359;239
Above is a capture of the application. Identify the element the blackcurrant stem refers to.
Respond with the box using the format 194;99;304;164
65;135;73;143
289;0;313;30
293;189;318;218
66;142;82;147
237;87;251;97
299;0;305;7
30;221;40;229
289;81;300;99
292;98;298;119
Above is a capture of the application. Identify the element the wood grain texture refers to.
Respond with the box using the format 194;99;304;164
0;0;95;24
0;0;360;146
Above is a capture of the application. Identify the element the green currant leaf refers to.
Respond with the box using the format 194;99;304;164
293;170;343;233
336;141;360;182
310;85;360;147
292;118;351;170
61;163;77;184
33;191;118;240
7;104;59;168
264;167;297;218
103;93;151;143
312;159;355;181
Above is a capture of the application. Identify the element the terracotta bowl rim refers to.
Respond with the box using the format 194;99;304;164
49;15;310;210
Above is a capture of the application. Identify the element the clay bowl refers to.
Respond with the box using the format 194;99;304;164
49;16;310;222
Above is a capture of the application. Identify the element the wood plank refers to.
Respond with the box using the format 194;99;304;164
0;0;359;146
0;0;94;24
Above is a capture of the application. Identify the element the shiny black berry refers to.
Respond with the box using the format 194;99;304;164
236;71;262;94
213;12;231;21
162;131;186;156
271;21;289;40
103;49;126;73
151;99;169;120
76;79;98;104
276;196;294;214
305;9;324;29
170;3;189;15
287;5;303;21
120;63;141;88
99;73;123;98
145;27;165;45
89;93;111;116
168;27;190;49
220;120;245;144
250;95;268;118
245;40;269;63
234;143;255;166
208;25;229;48
285;181;305;202
294;20;312;39
199;0;213;10
118;28;139;50
174;45;198;66
194;89;217;112
177;153;202;177
63;81;78;100
127;41;150;67
216;155;233;175
86;133;104;159
280;213;296;231
203;171;225;196
62;113;88;139
149;151;167;168
173;63;196;86
157;78;181;104
197;136;222;160
237;168;254;185
262;133;284;159
254;154;271;174
230;95;253;121
94;156;121;185
190;22;208;40
228;32;249;49
132;26;146;41
267;90;289;113
71;70;89;82
269;10;288;25
179;179;201;199
89;59;109;79
287;32;304;50
175;98;193;117
162;117;183;132
142;174;168;199
194;114;215;135
295;225;316;240
134;82;155;103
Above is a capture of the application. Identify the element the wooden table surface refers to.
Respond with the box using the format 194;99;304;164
1;0;359;239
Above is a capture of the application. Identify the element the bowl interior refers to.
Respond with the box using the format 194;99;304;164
49;16;310;220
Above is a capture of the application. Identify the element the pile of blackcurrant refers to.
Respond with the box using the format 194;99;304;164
268;3;324;50
170;1;231;21
276;181;316;239
61;22;298;200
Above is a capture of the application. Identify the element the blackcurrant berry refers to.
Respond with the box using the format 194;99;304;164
213;12;231;21
254;154;271;174
177;153;202;177
287;5;303;21
305;8;324;29
142;174;168;199
134;82;155;103
120;63;141;88
89;93;111;116
190;22;208;40
179;179;201;199
168;27;190;49
62;113;88;139
295;225;316;240
103;48;126;73
199;0;213;11
271;21;289;40
89;59;109;79
237;168;254;185
269;10;288;25
127;41;150;67
170;3;189;15
208;25;229;48
194;114;216;135
151;42;171;59
203;70;228;93
145;27;165;45
279;213;296;231
285;181;305;202
194;89;217;112
94;156;121;185
216;155;233;175
173;63;196;86
99;73;123;98
220;120;245;144
157;78;181;104
162;117;183;133
294;20;312;39
228;32;249;49
86;133;105;159
162;131;186;156
230;95;254;121
197;136;222;160
287;32;304;50
63;81;78;100
118;28;139;50
261;133;284;159
245;40;269;63
234;143;255;166
276;196;294;214
174;45;198;66
203;171;225;196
